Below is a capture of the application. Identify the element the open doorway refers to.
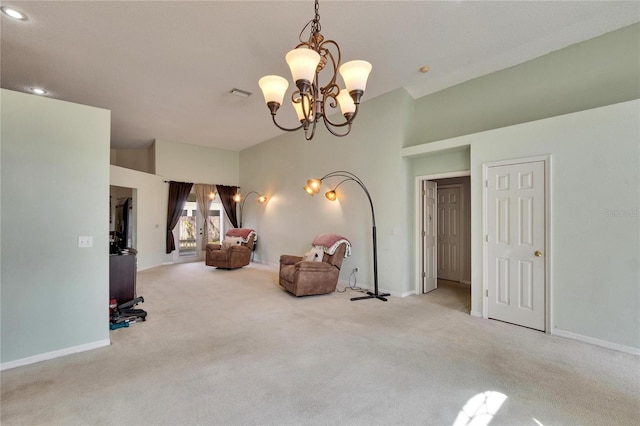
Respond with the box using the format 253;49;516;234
416;172;471;313
110;185;136;252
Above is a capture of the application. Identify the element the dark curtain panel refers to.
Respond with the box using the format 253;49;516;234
166;181;193;253
216;184;239;228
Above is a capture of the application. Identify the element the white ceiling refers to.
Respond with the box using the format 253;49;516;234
2;1;639;151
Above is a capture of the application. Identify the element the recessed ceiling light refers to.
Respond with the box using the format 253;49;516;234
30;87;47;95
1;6;27;21
419;65;430;74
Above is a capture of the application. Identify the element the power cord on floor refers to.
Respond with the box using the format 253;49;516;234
336;269;368;294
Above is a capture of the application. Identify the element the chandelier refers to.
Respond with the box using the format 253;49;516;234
258;0;372;140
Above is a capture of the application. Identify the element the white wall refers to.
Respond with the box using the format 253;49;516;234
110;166;169;270
1;89;111;367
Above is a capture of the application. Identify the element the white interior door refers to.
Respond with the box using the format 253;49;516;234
438;187;461;282
486;160;546;331
422;181;437;293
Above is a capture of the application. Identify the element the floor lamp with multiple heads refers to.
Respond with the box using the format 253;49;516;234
304;171;390;302
232;190;268;228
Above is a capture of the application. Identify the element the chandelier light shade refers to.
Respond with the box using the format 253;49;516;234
258;0;372;140
339;60;372;103
286;49;321;85
258;76;289;109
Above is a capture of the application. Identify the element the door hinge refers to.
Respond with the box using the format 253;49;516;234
485;289;489;297
485;180;489;188
422;230;426;237
485;235;489;242
422;272;426;278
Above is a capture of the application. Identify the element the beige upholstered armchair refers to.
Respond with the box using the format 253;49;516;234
279;234;351;296
206;228;256;269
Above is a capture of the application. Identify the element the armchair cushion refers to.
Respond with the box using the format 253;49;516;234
304;247;324;262
222;237;243;250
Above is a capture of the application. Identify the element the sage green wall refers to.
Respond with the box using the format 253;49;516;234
410;147;470;177
1;89;111;365
467;100;639;349
408;23;640;148
240;89;415;295
154;139;239;185
110;147;155;174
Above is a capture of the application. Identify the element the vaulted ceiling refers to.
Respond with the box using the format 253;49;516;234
2;1;638;151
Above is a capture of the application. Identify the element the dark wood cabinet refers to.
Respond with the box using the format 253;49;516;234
109;253;136;304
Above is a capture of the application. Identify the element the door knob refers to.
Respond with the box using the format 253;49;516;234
534;251;543;257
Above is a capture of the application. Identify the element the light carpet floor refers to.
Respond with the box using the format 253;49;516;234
1;262;639;425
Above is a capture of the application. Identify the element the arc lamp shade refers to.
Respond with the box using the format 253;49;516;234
325;190;337;201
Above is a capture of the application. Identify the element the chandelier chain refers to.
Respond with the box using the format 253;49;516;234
313;0;321;33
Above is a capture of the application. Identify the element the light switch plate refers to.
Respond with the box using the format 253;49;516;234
78;236;93;248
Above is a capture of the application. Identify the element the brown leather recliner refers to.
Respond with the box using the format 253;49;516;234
206;228;255;269
279;234;351;296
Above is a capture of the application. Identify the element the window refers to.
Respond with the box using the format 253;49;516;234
176;194;225;258
207;208;222;244
179;195;198;256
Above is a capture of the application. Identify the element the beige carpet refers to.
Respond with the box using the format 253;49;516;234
2;262;639;425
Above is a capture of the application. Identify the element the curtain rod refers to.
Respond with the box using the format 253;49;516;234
163;180;239;187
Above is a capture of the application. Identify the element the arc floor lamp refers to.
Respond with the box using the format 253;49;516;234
304;171;389;302
233;191;267;228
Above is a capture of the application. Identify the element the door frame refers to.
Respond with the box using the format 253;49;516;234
482;154;552;332
415;170;470;295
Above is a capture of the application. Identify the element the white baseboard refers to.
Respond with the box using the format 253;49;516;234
552;328;639;356
461;280;472;285
392;289;417;297
0;339;111;371
470;310;483;318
